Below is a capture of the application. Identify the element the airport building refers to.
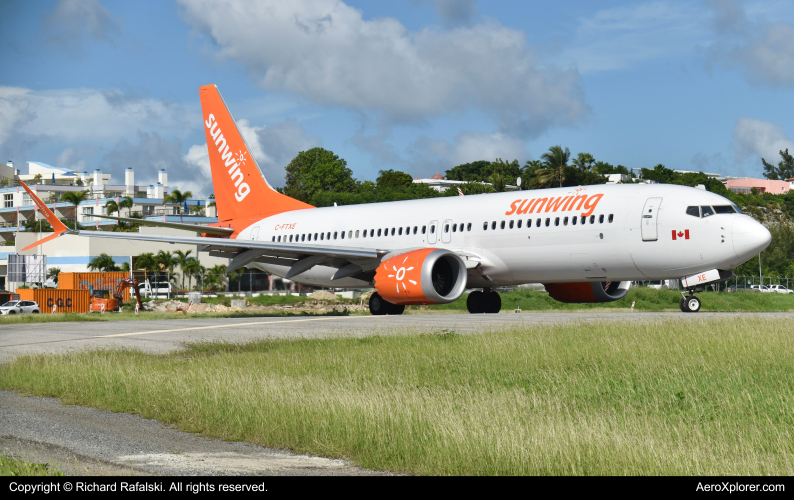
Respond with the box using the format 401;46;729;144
0;161;223;291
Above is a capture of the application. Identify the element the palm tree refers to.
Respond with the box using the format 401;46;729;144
207;264;227;291
88;253;119;272
173;249;193;292
163;189;193;211
183;257;203;291
537;145;571;188
572;152;595;172
105;199;119;216
47;267;61;285
59;189;91;227
134;252;157;288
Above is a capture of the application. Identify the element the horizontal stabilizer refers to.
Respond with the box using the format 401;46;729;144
89;214;234;235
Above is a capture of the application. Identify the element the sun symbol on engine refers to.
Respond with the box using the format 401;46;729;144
237;150;247;165
387;256;417;293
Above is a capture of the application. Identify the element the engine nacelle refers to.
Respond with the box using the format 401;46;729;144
543;281;632;303
374;248;467;305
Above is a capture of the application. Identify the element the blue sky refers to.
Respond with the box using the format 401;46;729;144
2;0;794;197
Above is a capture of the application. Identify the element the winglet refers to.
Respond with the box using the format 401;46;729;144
20;181;72;251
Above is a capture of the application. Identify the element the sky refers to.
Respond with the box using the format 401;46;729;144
2;0;794;197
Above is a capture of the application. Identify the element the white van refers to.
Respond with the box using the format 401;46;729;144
767;284;794;294
138;280;172;298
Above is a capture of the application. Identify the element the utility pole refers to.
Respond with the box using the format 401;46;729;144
759;253;763;287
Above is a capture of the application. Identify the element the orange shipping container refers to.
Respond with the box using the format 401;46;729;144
17;289;91;314
58;272;131;301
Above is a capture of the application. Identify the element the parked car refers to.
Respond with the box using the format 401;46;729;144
767;285;794;294
138;280;172;298
0;300;40;314
750;285;773;293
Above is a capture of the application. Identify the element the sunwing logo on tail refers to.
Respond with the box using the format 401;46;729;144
205;113;250;202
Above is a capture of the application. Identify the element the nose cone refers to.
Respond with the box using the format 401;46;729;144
732;216;772;260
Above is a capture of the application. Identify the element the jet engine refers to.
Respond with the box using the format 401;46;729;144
543;281;632;303
374;248;467;305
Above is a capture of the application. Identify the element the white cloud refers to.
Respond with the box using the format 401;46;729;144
41;0;121;55
562;2;708;73
184;118;320;189
410;130;526;177
432;0;477;27
733;117;794;163
178;0;586;136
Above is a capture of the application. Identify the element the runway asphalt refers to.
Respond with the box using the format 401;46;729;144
3;311;793;364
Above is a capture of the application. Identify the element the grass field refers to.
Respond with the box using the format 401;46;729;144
2;317;793;475
0;456;63;476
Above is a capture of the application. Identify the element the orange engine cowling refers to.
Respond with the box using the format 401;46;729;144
374;248;467;305
543;281;632;303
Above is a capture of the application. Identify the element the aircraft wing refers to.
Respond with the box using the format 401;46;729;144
88;214;235;235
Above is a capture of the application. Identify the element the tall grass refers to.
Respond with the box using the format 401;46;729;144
2;318;793;475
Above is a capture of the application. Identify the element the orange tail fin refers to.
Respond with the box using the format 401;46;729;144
20;181;71;251
199;84;313;222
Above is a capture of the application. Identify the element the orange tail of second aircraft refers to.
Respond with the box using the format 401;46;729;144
20;181;71;251
199;85;313;223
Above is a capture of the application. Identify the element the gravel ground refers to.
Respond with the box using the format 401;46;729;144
0;391;390;476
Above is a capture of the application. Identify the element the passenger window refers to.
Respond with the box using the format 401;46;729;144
527;219;532;228
701;206;715;217
509;220;514;229
422;226;427;234
272;236;275;242
320;232;324;240
327;232;331;240
377;229;382;237
545;218;550;227
467;223;471;231
315;233;319;240
580;216;586;225
563;217;568;226
572;216;577;226
444;224;449;233
363;229;367;238
536;218;541;227
686;206;700;217
347;230;352;238
431;225;435;234
302;234;305;241
452;224;457;232
355;230;360;238
370;229;374;237
278;235;282;242
289;235;293;242
599;215;604;224
500;221;505;229
399;227;403;235
590;215;595;224
517;220;522;228
483;222;488;230
414;226;418;234
713;206;734;214
555;217;560;226
406;226;410;234
608;214;613;223
391;228;396;236
492;221;496;230
334;231;338;239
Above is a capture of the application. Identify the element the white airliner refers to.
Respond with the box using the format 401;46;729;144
22;85;772;314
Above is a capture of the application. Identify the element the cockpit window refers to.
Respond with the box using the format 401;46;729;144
732;204;742;214
686;206;700;217
700;206;715;217
713;205;735;214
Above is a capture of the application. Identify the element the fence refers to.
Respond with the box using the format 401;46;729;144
636;276;792;292
129;269;317;299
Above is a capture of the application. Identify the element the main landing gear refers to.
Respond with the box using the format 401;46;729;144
679;291;701;313
369;292;405;315
466;289;501;314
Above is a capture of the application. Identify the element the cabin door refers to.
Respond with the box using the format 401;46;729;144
641;197;662;241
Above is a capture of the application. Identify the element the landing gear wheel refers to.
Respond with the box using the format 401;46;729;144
388;304;405;315
686;296;701;313
484;291;501;314
369;293;390;316
466;291;486;314
679;297;689;312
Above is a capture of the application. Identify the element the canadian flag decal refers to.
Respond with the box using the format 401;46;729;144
672;230;690;240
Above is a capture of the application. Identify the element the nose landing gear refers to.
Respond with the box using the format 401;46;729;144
679;292;701;313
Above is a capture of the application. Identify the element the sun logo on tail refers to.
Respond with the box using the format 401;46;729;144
236;150;247;165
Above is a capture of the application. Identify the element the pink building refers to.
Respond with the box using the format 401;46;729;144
725;178;792;194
